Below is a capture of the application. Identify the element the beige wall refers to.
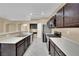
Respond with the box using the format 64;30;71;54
0;17;50;33
52;28;79;42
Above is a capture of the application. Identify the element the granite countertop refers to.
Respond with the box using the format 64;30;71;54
50;37;79;56
0;33;32;44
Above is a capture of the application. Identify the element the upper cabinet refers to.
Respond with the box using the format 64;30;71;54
47;3;79;28
56;8;64;28
64;3;79;27
47;16;56;28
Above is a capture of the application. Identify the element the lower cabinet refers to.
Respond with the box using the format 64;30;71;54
0;35;32;56
24;36;31;51
24;38;28;51
49;39;55;56
1;44;16;56
49;39;66;56
17;43;25;56
55;51;59;56
27;36;30;47
55;45;66;56
50;44;55;56
16;40;25;56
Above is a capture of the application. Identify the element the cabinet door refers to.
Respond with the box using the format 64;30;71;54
1;44;16;56
47;16;56;28
55;51;59;56
47;19;54;28
64;3;79;27
24;39;28;51
56;8;64;27
49;39;55;56
50;44;55;56
16;40;25;56
55;45;66;56
27;36;30;47
17;43;24;56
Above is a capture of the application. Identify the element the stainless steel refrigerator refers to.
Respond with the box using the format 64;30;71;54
42;24;51;42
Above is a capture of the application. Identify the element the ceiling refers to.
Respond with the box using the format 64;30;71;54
0;3;62;21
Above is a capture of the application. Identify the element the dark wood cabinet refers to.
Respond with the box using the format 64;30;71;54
56;8;64;27
47;16;56;28
55;51;59;56
49;39;66;56
17;36;31;56
0;35;32;56
1;44;16;56
55;44;66;56
64;3;79;27
49;40;55;56
24;38;28;51
47;3;79;28
27;36;30;47
24;36;31;51
16;41;25;56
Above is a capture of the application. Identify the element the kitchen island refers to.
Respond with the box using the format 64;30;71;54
0;33;33;56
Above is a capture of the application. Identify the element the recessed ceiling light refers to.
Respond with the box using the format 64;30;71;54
30;13;32;16
25;16;31;21
41;12;44;15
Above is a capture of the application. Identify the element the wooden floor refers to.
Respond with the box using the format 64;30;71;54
23;37;49;56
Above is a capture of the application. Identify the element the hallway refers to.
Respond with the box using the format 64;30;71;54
23;38;49;56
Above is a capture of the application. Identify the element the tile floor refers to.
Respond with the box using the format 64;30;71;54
23;37;49;56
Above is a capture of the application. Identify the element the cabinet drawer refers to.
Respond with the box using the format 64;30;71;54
16;39;25;47
50;44;55;56
24;39;28;51
55;51;59;56
50;39;55;47
55;45;66;56
27;36;30;47
17;43;24;56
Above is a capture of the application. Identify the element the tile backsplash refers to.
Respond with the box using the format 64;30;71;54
52;28;79;42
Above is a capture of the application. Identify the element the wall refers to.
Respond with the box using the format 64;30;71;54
0;17;50;33
52;28;79;43
0;19;26;33
37;23;43;38
21;24;28;32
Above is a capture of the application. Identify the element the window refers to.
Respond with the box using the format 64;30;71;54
30;24;37;29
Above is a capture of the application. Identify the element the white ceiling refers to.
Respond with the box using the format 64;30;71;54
0;3;62;21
